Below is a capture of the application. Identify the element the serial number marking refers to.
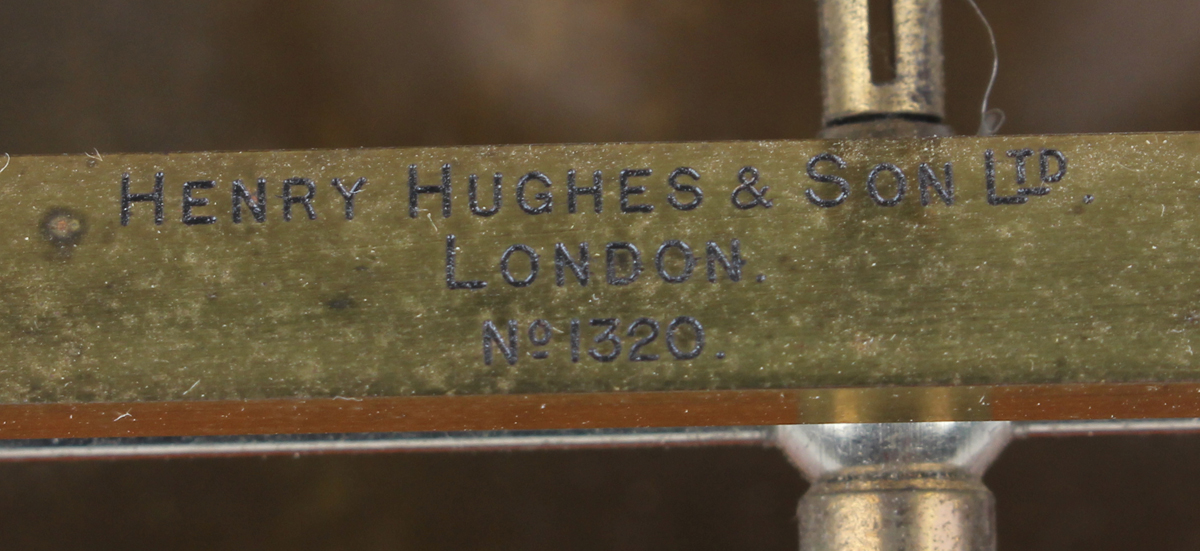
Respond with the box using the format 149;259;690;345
483;317;708;365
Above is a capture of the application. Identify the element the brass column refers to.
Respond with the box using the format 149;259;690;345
818;0;952;138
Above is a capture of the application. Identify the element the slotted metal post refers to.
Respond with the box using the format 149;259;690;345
802;2;1006;549
818;0;952;138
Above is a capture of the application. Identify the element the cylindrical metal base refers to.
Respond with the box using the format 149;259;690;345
799;465;996;551
776;422;1011;551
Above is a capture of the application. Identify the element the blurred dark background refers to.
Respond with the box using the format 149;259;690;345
4;0;1200;155
1;0;1199;549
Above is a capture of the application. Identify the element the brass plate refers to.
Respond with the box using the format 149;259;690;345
0;133;1198;432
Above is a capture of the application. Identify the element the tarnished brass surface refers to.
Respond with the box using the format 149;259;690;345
0;133;1197;406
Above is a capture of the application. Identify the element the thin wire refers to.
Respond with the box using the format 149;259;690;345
963;0;1004;135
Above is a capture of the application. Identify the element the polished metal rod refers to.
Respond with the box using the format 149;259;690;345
1;419;1199;460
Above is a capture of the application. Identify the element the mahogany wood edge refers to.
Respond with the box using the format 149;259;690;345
0;383;1197;440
